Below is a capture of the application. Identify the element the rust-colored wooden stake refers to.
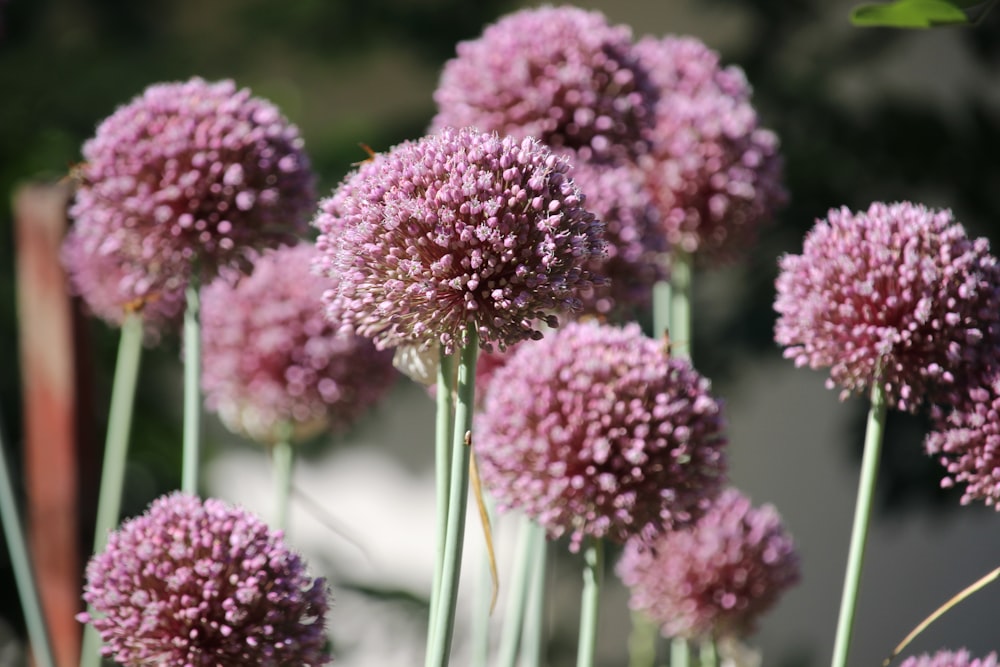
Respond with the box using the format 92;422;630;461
14;182;87;667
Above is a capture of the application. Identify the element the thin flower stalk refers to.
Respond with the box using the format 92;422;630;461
671;638;691;667
519;521;547;667
182;281;202;494
496;514;541;667
272;438;294;532
427;350;455;647
577;537;605;667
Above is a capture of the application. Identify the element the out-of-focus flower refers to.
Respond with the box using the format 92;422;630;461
313;126;604;355
476;320;727;550
68;77;315;319
616;487;800;640
925;369;1000;508
430;6;657;163
635;36;785;262
900;650;999;667
78;492;330;667
569;160;665;319
200;243;396;445
774;202;1000;412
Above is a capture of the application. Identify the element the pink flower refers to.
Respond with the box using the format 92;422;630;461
616;487;800;640
476;320;727;550
900;650;999;667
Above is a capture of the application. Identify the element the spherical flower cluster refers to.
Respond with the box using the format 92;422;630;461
69;77;315;309
476;320;727;550
569;160;665;318
430;6;657;163
61;225;186;336
900;650;999;667
616;488;800;640
635;36;785;262
925;369;1000;508
313;126;605;355
774;202;1000;412
200;243;396;445
78;492;330;667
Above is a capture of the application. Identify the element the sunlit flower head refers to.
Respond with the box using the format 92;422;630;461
774;202;1000;412
200;243;397;445
616;487;800;640
900;650;999;667
635;36;785;262
431;5;657;163
313;126;605;355
69;77;315;300
78;492;330;667
476;320;727;550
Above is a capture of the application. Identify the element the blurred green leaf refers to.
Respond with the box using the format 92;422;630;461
850;0;995;27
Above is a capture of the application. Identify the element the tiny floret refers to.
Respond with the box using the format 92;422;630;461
774;202;1000;412
616;487;800;640
312;126;605;355
431;6;656;163
201;243;396;445
476;320;727;550
69;77;315;309
78;492;330;667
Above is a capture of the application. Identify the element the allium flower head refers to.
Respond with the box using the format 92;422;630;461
774;202;1000;412
635;36;785;262
476;320;727;550
69;77;315;302
616;487;800;640
569;160;665;318
313;126;605;355
925;369;1000;508
78;492;330;667
430;6;657;163
900;650;999;667
201;243;396;445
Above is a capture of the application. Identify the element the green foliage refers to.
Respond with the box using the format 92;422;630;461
850;0;996;27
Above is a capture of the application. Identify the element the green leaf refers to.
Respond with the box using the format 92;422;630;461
851;0;972;27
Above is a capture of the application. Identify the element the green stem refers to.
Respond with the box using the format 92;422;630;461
81;312;144;667
669;250;692;361
653;275;672;341
670;638;690;667
628;611;658;667
0;415;56;667
519;521;547;667
426;328;479;667
496;514;541;667
272;439;294;533
830;380;888;667
576;537;605;667
181;281;202;495
698;637;718;667
427;348;455;651
469;495;495;667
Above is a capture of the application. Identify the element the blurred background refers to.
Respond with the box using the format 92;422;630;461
2;0;1000;665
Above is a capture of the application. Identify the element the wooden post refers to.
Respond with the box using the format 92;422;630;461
13;181;93;667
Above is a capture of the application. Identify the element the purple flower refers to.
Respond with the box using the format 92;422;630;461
78;492;330;667
69;77;315;310
925;369;1000;508
635;36;785;262
475;320;727;550
616;487;800;640
430;6;657;163
312;126;605;355
569;160;666;319
900;650;999;667
774;202;1000;412
200;243;397;445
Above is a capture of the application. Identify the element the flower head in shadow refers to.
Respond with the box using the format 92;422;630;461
78;492;330;667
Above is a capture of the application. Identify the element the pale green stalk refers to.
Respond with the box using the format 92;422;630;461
519;521;547;667
496;514;540;667
830;379;888;667
628;611;658;667
181;281;202;494
81;312;144;667
669;250;692;361
653;275;672;341
670;638;690;667
469;494;495;667
427;349;455;650
426;327;479;667
576;537;605;667
272;438;295;533
698;637;717;667
0;415;56;667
